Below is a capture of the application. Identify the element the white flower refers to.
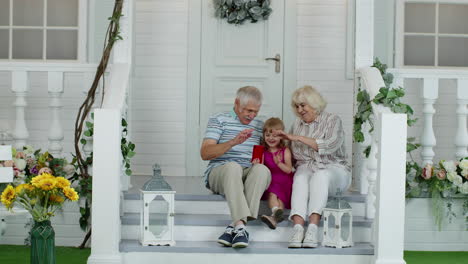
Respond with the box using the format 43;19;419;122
459;159;468;170
460;182;468;194
442;161;457;173
453;175;463;187
13;158;27;170
23;145;35;155
462;168;468;178
447;171;457;182
64;164;76;176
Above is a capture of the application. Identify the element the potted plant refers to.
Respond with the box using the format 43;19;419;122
1;171;79;264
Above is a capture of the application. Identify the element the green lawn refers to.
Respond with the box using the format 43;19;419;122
0;246;466;264
0;245;90;264
404;251;468;264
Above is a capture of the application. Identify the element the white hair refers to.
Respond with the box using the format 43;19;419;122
291;85;327;116
236;86;262;106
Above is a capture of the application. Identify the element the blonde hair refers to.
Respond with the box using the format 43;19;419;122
291;85;327;117
261;117;286;149
236;86;262;107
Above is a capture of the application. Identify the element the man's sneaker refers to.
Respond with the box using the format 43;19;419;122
260;215;277;229
302;225;319;248
273;208;284;223
288;225;304;248
217;226;235;247
232;228;249;248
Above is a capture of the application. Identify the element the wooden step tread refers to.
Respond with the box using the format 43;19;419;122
120;240;374;255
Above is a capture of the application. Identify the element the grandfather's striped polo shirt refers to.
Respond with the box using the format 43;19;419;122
203;109;264;188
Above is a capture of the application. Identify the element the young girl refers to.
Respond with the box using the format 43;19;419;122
254;117;294;229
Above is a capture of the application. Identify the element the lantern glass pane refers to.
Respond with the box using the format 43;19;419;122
327;214;336;241
148;195;169;238
341;212;351;241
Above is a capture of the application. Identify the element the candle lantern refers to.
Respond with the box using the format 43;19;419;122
322;190;353;248
139;164;176;246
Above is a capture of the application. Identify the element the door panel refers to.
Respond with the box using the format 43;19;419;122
200;0;285;126
199;0;285;173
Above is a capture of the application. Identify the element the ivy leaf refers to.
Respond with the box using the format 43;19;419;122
125;169;132;176
84;130;92;137
249;6;262;15
86;121;93;128
354;131;364;142
80;139;87;145
127;151;136;158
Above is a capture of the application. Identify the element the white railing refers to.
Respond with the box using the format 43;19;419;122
387;68;468;164
0;62;102;156
88;0;133;263
358;67;407;264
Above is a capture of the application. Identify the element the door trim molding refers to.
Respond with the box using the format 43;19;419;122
186;0;202;176
185;0;297;176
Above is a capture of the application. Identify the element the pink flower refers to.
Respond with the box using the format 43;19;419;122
421;164;433;180
436;169;446;180
38;167;53;175
3;160;14;167
15;152;26;159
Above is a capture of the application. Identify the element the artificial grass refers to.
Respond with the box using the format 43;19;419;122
0;246;466;264
404;251;468;264
0;245;90;264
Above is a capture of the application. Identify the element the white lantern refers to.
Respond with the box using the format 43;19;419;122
140;164;176;246
322;191;353;248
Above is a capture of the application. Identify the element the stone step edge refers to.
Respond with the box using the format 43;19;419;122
120;239;374;255
121;213;373;227
124;192;366;203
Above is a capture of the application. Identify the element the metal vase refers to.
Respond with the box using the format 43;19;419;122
30;220;56;264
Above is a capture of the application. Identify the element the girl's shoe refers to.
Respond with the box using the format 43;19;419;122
273;208;284;223
260;215;277;229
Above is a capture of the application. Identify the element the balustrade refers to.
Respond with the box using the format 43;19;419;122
47;72;65;157
388;68;468;163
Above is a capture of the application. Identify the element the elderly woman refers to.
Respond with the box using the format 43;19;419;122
275;85;351;248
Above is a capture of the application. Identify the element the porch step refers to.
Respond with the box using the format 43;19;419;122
120;240;374;254
122;192;367;217
120;213;372;242
120;240;374;264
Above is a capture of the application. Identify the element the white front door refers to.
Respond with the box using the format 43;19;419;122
199;0;285;135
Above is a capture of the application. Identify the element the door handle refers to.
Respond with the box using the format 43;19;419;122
265;54;280;73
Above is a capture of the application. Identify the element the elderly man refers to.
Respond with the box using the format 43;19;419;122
200;86;271;248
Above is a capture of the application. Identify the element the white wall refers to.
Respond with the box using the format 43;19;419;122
130;0;188;176
130;0;354;177
405;198;467;251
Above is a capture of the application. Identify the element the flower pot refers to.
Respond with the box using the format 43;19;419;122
30;220;55;264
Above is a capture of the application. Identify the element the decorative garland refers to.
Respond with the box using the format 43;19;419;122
353;58;418;157
214;0;272;25
354;58;468;230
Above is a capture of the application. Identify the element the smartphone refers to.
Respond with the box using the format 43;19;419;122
251;145;264;163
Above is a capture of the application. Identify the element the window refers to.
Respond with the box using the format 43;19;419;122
0;0;86;61
396;0;468;67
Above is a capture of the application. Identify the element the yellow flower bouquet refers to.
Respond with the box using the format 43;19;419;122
1;172;79;222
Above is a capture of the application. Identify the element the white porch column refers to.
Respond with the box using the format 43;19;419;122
355;0;374;69
454;79;468;160
11;71;29;149
374;113;407;264
421;77;438;165
47;72;64;157
87;109;122;264
366;132;378;220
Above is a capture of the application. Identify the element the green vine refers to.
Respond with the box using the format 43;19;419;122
72;113;135;234
353;58;419;158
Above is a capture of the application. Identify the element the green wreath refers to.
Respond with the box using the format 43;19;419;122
214;0;272;25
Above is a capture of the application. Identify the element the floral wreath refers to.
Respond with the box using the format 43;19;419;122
214;0;272;25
